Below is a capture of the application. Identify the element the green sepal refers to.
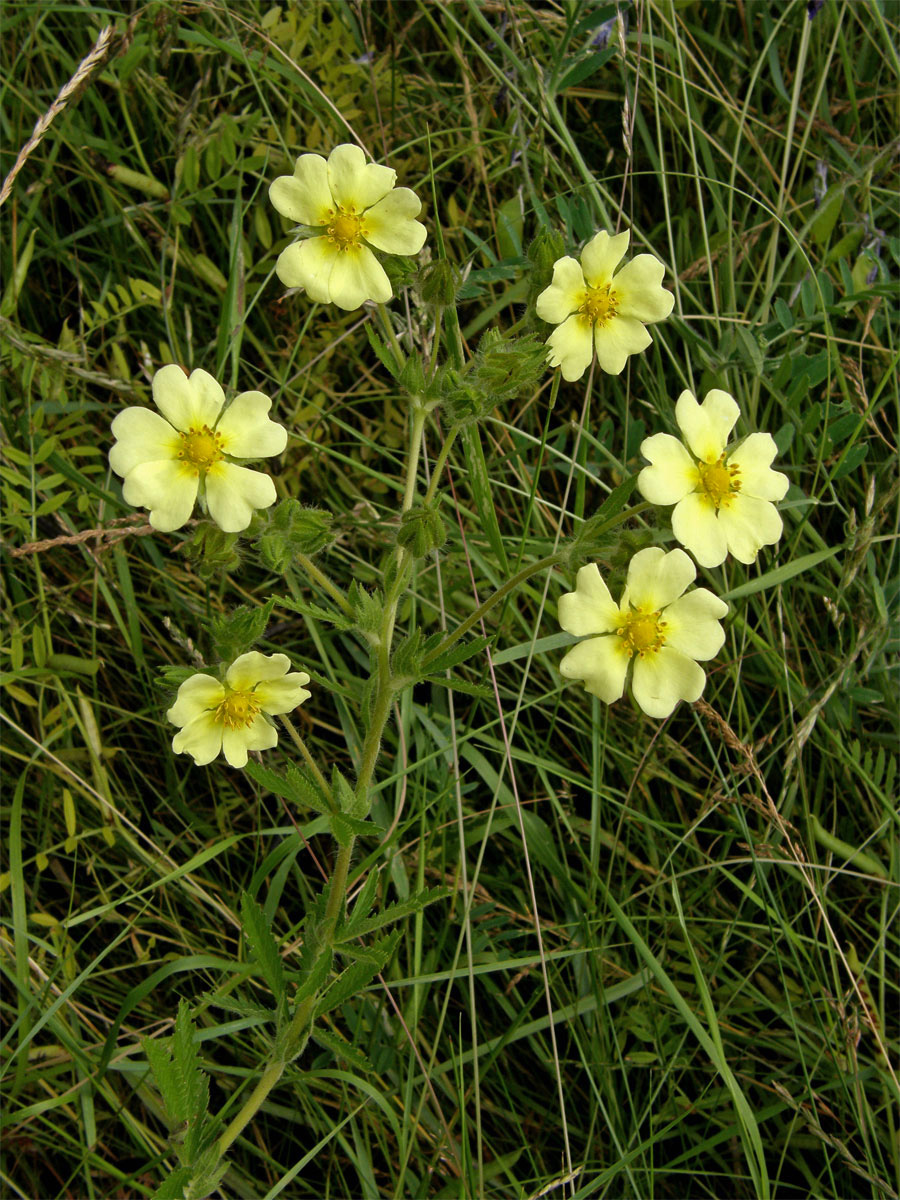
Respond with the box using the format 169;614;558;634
471;329;548;402
420;259;460;308
156;665;198;692
397;500;446;557
210;598;275;663
526;226;566;306
255;499;335;570
185;522;241;577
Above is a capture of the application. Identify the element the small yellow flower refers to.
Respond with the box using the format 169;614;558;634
535;230;674;380
269;143;426;310
110;366;286;533
638;389;790;568
558;548;728;719
168;652;311;768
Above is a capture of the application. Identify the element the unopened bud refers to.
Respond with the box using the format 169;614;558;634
421;260;460;308
397;502;446;558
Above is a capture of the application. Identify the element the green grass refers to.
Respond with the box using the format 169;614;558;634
2;1;898;1197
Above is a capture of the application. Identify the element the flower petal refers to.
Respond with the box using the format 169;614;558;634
671;492;728;568
269;154;333;225
623;547;695;612
222;716;277;768
327;144;395;211
152;365;224;432
535;257;586;324
328;245;391;309
718;495;784;563
205;463;276;532
226;652;291;691
580;230;630;288
632;647;706;718
167;674;226;726
558;563;620;635
122;460;198;531
172;711;223;765
275;237;337;302
638;434;698;505
546;314;593;382
216;392;286;459
611;254;674;323
663;588;728;660
560;635;629;704
675;389;738;463
593;315;652;374
110;407;180;477
254;672;312;714
729;433;789;501
363;188;426;254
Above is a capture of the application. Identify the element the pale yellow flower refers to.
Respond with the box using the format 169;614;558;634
269;143;426;310
535;230;674;380
110;366;286;533
558;548;727;719
638;389;790;568
168;652;311;768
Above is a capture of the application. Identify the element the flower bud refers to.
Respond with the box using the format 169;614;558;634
256;499;334;572
420;260;460;308
397;502;446;558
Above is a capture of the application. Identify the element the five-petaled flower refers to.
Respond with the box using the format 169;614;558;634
110;366;286;533
269;143;427;310
558;548;728;719
535;229;674;380
168;652;312;768
638;389;789;568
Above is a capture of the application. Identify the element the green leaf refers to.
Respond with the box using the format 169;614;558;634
276;593;354;632
337;887;450;943
721;548;839;601
365;324;401;380
774;298;794;331
423;635;489;675
240;892;285;1005
332;766;365;818
311;1026;376;1074
244;760;332;814
150;1168;192;1200
461;424;508;572
314;932;400;1018
292;946;334;1008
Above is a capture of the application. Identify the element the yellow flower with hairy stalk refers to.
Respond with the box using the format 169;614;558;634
168;652;311;768
558;548;728;719
110;366;286;533
269;143;426;310
638;389;790;568
535;229;674;380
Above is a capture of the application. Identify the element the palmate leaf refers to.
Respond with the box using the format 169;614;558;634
240;892;285;1008
314;932;400;1019
142;1001;210;1168
336;886;450;944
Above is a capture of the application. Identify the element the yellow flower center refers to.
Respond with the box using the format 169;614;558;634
617;608;667;657
697;455;741;509
327;207;368;251
215;689;261;730
177;426;224;473
580;283;619;327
